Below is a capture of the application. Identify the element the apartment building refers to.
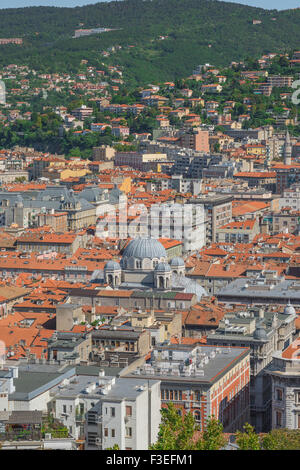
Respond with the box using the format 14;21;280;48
85;377;161;450
177;129;210;152
189;195;232;243
207;305;296;432
125;344;250;433
216;219;260;244
267;75;293;88
267;337;300;430
217;271;300;306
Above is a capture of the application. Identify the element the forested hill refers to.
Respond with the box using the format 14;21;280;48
1;0;300;83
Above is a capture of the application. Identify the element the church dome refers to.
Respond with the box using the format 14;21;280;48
122;237;167;260
170;257;185;267
155;262;171;272
284;302;296;316
104;260;121;271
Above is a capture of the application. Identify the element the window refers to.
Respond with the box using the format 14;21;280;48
111;429;115;437
276;388;283;401
276;411;282;428
194;411;201;423
125;427;132;438
111;407;115;417
126;406;132;417
104;428;108;437
63;405;66;413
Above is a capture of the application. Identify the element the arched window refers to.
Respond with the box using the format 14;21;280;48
194;411;201;424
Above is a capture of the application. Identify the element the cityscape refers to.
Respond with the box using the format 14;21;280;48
0;0;300;454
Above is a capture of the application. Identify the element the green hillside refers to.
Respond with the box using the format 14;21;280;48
0;0;299;83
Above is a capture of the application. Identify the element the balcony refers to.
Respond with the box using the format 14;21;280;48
75;414;85;424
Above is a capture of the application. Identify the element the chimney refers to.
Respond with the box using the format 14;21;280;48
259;308;264;319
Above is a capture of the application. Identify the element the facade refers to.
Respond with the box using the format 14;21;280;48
47;331;92;363
207;305;296;432
98;238;207;301
278;184;300;211
216;219;260;244
267;338;300;430
125;344;250;433
177;129;210;152
217;271;300;306
187;195;232;243
85;377;161;450
91;326;150;364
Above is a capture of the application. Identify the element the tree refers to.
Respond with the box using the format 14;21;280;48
196;417;226;450
235;423;261;450
150;403;225;450
150;403;198;450
262;429;300;450
106;444;120;450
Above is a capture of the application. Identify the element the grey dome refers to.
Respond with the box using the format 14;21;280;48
284;302;296;315
253;323;268;340
170;257;185;267
104;260;121;271
122;237;167;260
155;262;171;272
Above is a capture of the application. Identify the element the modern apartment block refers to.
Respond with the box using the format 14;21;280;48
84;377;161;450
188;194;232;243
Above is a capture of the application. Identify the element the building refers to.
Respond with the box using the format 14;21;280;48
16;232;84;255
187;194;232;243
207;304;296;432
278;184;300;211
275;166;300;194
267;337;300;430
216;219;260;244
177;129;210;153
217;271;300;306
84;377;161;450
47;331;92;364
234;172;276;192
114;152;167;172
267;76;293;88
125;344;250;433
91;326;150;365
95;238;207;301
92;146;115;162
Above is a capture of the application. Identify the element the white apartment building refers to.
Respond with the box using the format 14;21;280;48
85;378;161;450
279;184;300;211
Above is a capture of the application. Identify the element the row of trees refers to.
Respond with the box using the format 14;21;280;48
148;403;300;450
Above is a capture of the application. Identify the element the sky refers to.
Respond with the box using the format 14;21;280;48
0;0;299;9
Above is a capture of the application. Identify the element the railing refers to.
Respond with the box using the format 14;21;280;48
75;414;85;423
0;431;42;441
